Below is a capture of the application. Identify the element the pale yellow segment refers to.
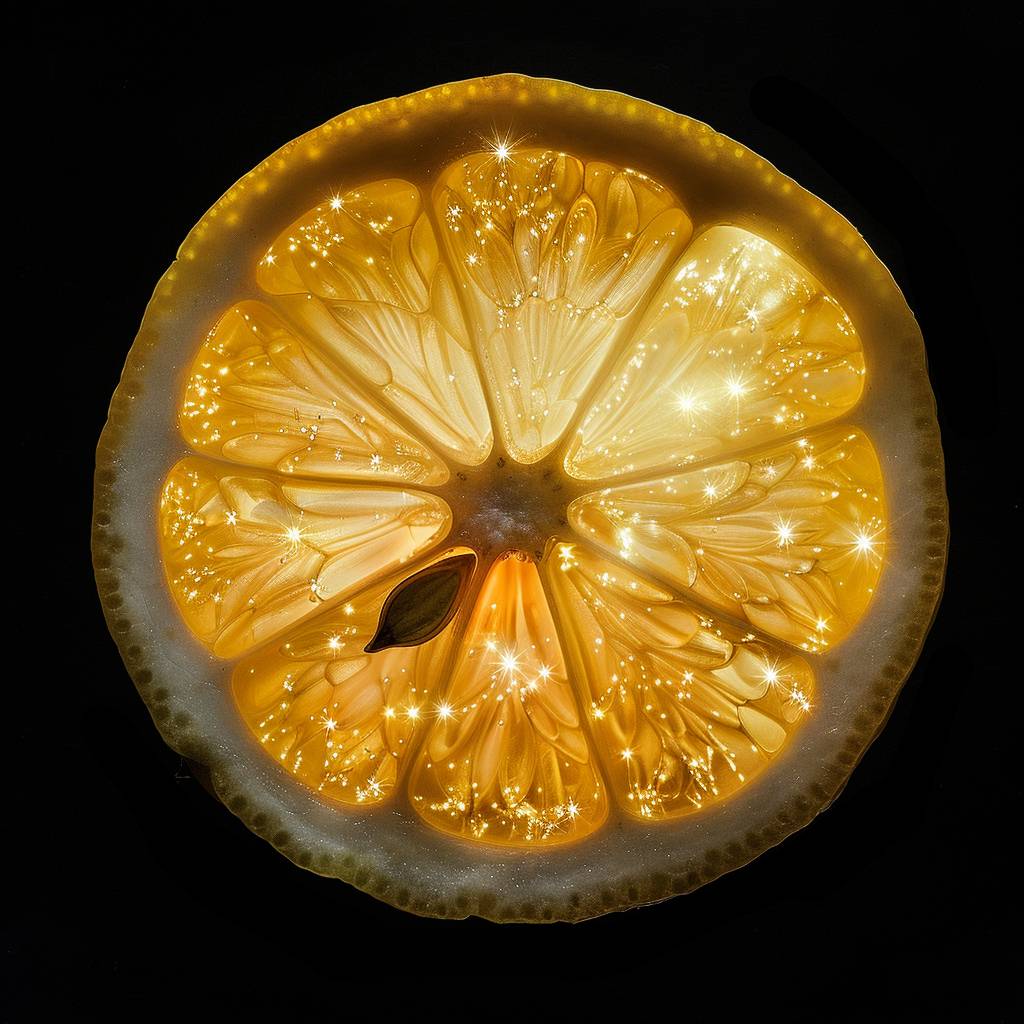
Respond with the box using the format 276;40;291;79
568;428;885;650
565;226;865;480
179;301;448;485
232;548;471;806
158;457;451;658
435;148;691;464
409;552;607;845
547;543;814;818
256;179;492;465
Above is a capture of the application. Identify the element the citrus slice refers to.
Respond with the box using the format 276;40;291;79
93;74;947;922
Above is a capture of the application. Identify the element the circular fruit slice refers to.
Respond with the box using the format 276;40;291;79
93;74;947;922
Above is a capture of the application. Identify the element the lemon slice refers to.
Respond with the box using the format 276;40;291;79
93;74;947;922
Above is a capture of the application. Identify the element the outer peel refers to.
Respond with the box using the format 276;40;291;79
93;73;947;922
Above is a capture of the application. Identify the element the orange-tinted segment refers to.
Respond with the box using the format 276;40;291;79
409;552;607;845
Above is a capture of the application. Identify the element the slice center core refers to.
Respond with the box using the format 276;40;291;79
442;452;586;561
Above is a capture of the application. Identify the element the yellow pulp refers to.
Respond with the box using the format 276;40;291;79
158;144;885;845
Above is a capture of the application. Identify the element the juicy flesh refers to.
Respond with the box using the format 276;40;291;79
158;145;886;846
409;552;607;844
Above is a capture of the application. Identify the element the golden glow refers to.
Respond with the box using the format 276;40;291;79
408;553;608;845
158;458;451;657
155;141;889;845
564;226;865;480
547;543;814;817
568;428;886;649
434;149;692;464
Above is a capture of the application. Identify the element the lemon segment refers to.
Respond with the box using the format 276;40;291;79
435;150;692;464
179;301;449;484
564;226;865;480
409;552;607;845
568;427;885;650
158;457;452;658
256;179;492;466
232;548;472;805
547;543;814;817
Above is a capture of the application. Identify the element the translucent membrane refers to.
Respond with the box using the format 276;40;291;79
157;144;888;844
409;553;607;845
564;226;865;481
256;180;493;465
568;428;885;649
435;149;692;464
180;301;449;485
158;458;451;657
547;543;814;817
232;548;471;805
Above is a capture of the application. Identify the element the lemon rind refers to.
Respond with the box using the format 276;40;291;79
92;72;948;922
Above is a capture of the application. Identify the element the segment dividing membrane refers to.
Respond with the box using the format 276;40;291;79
158;143;887;848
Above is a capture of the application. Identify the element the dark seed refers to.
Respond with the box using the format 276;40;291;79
365;553;476;652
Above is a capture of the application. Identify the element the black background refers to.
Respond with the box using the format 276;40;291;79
12;4;1015;1017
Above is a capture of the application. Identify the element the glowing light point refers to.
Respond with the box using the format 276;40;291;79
854;531;876;554
742;303;762;330
557;543;576;572
725;375;748;399
500;650;520;675
775;519;795;548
